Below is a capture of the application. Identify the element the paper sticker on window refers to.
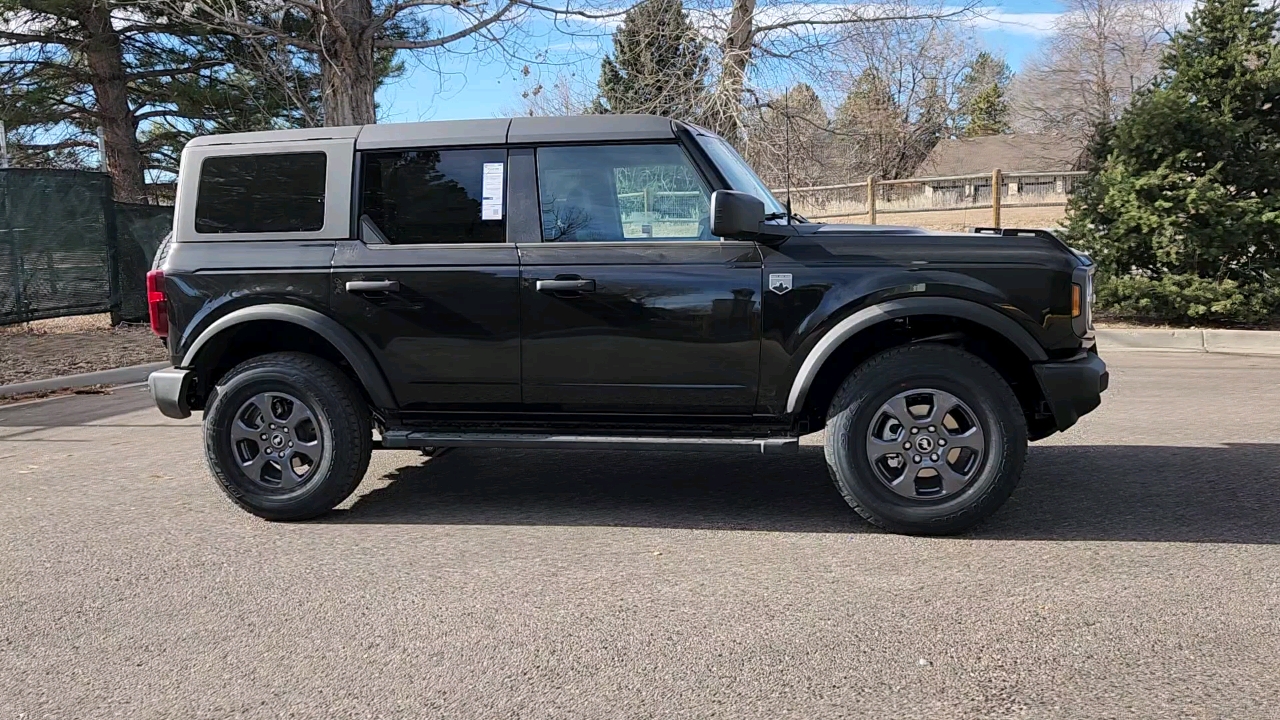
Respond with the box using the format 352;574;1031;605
482;162;504;220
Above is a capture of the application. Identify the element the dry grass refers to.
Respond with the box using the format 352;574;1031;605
807;205;1068;233
0;318;167;389
0;313;117;335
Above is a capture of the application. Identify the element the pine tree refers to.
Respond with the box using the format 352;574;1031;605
1065;0;1280;323
0;0;341;199
593;0;708;121
957;52;1012;137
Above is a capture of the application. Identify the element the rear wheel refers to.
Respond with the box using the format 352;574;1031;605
824;344;1027;535
203;352;372;520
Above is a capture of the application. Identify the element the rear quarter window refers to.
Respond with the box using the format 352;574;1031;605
195;152;327;234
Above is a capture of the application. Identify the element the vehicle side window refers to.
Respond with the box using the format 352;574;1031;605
195;152;326;234
536;144;711;242
360;148;505;245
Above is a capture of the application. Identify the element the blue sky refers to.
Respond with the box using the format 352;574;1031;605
376;1;1067;122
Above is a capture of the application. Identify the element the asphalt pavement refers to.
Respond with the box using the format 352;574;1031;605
2;352;1279;718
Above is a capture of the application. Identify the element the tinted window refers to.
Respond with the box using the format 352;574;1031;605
195;152;326;234
537;145;711;242
361;149;505;245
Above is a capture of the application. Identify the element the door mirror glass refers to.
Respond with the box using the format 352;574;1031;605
710;190;765;238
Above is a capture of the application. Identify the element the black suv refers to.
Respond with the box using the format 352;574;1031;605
146;114;1106;535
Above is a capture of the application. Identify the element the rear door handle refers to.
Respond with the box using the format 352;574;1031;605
346;280;400;293
536;279;596;293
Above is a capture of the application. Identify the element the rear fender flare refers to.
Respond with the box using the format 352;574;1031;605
786;296;1047;414
181;304;397;410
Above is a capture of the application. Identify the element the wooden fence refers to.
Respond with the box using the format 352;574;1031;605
772;170;1089;227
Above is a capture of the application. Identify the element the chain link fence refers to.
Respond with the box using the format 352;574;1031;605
0;169;173;326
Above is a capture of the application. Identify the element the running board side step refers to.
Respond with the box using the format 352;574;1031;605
378;431;798;455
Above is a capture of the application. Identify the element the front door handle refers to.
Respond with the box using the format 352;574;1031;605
346;280;400;293
536;279;596;293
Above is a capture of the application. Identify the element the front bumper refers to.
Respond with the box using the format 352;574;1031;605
1033;350;1108;432
148;367;193;419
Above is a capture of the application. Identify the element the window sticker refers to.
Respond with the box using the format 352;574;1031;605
482;162;504;220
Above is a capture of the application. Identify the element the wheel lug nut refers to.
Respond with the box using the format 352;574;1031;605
282;427;288;433
913;455;922;463
288;442;294;447
931;453;939;462
903;442;912;450
910;427;920;435
939;439;947;446
260;434;267;440
928;425;936;432
270;424;276;429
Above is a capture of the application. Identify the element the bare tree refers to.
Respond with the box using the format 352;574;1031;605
824;14;972;179
674;8;978;189
688;0;978;144
743;82;830;187
508;70;595;115
1010;0;1185;146
165;0;563;125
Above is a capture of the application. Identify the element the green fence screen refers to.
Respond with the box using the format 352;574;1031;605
0;169;173;326
114;203;175;323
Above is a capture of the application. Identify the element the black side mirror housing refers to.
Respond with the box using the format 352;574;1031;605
710;190;765;238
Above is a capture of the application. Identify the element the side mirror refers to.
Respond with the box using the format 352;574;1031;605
710;190;765;238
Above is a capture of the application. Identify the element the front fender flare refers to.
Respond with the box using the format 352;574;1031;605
786;297;1047;414
181;304;397;411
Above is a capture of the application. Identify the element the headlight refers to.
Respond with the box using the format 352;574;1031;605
1071;266;1094;337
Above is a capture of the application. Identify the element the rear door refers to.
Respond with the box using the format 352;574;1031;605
331;147;521;412
518;143;763;415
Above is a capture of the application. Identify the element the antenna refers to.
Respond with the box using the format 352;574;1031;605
783;89;793;224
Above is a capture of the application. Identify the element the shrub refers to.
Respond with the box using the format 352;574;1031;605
1063;0;1280;325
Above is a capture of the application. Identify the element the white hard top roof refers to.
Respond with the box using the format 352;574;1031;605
184;115;680;150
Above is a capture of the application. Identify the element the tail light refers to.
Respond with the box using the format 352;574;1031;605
146;270;168;338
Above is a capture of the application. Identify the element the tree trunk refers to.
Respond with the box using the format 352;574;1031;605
710;0;756;143
80;2;148;203
319;0;378;126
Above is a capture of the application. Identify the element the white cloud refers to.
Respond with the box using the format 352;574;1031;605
970;11;1062;37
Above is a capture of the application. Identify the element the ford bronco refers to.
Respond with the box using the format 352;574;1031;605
146;114;1107;535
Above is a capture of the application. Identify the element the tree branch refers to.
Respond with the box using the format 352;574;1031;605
514;1;630;21
375;0;468;26
754;7;973;35
127;62;223;81
375;0;521;49
0;29;80;47
160;0;323;52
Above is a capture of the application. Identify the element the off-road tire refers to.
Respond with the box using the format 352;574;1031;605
203;352;372;520
824;344;1027;535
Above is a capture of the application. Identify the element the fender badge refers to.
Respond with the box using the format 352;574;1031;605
768;273;793;295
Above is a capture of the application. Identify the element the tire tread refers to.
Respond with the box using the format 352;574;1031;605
823;343;1027;535
203;351;372;520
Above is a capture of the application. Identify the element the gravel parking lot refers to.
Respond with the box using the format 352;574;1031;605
2;351;1279;719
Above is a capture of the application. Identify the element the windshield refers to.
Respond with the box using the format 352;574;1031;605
695;135;787;216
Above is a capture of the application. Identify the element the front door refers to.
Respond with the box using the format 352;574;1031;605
331;147;521;412
519;143;762;415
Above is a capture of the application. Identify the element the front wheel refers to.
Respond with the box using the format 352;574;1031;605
824;344;1027;535
203;352;372;520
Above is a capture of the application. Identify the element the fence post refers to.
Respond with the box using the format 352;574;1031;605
992;168;1002;228
866;176;877;225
